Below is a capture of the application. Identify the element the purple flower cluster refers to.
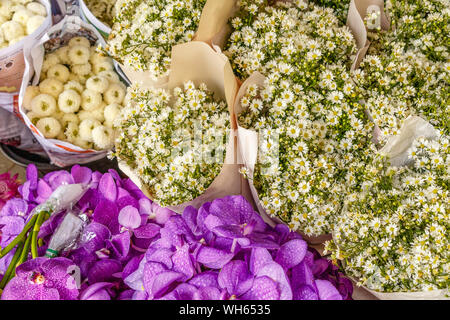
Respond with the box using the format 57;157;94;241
0;165;352;300
123;196;353;300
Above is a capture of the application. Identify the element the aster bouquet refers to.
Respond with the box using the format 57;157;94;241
0;172;21;211
325;118;449;299
226;0;376;238
351;0;449;144
106;0;208;85
114;41;250;212
114;81;231;208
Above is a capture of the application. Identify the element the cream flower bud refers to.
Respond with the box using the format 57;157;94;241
39;78;63;99
26;15;45;35
97;70;120;83
36;117;61;138
63;80;83;94
26;111;40;125
104;83;125;104
86;75;109;93
65;122;80;142
68;45;90;65
0;1;13;19
71;63;92;77
41;53;60;73
23;86;40;111
55;46;71;65
68;36;90;48
58;89;81;113
61;113;79;127
47;64;70;83
77;110;90;122
81;89;102;111
104;103;121;125
26;2;47;16
12;8;32;26
89;49;111;65
93;60;114;74
90;104;105;122
92;125;114;149
1;21;24;41
74;138;94;150
31;93;57;117
79;119;101;142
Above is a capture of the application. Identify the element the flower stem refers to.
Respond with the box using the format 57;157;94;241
31;211;47;259
0;240;24;289
16;231;33;267
0;215;37;258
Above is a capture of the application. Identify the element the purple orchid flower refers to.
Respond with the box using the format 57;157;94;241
1;257;80;300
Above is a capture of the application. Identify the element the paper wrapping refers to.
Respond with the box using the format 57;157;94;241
18;16;116;167
348;276;450;300
118;41;254;214
346;0;390;70
379;116;440;167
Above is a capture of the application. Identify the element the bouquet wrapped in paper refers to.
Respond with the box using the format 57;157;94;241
114;41;254;213
18;15;128;167
223;0;376;242
326;117;449;300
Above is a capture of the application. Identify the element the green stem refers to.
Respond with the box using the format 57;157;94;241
0;215;37;258
31;211;47;259
0;240;24;290
16;232;33;267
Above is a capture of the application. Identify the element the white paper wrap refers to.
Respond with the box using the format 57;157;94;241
18;15;121;167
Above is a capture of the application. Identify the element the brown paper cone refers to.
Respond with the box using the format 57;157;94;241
195;0;238;48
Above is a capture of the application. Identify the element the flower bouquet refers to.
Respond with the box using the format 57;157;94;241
105;0;241;88
326;117;449;299
351;0;449;142
0;0;51;94
123;195;353;300
114;40;254;213
225;0;376;241
79;0;116;37
0;164;353;300
18;15;127;167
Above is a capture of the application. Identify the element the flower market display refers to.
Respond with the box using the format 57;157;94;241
0;0;47;49
23;38;125;150
0;164;352;300
0;0;448;302
114;81;230;207
106;0;207;81
225;0;376;236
